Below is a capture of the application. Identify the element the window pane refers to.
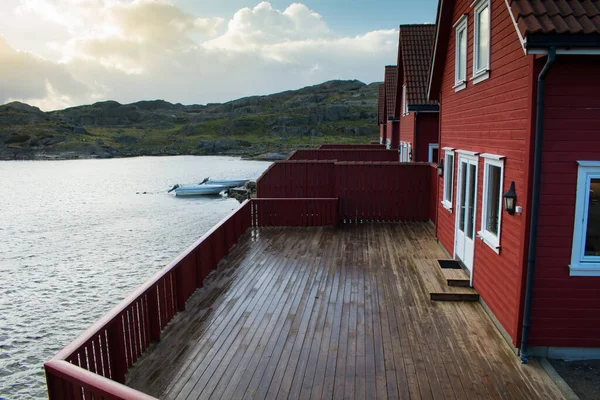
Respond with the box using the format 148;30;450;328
477;6;490;71
445;154;454;202
486;165;501;236
432;148;439;163
585;179;600;256
467;164;476;239
459;162;467;232
458;29;467;80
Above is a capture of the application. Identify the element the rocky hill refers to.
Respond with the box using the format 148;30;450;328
0;80;379;160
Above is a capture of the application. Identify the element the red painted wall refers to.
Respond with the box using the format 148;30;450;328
379;124;387;144
387;120;400;149
400;112;415;155
416;113;440;162
530;56;600;348
435;0;534;345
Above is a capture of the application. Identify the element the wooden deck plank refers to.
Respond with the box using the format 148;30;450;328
126;224;565;400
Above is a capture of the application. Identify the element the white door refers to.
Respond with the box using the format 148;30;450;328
455;155;478;276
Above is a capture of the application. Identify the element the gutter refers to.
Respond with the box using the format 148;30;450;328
520;47;556;364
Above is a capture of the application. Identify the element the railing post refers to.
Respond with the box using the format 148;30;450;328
107;318;127;384
146;288;161;342
175;262;186;312
45;368;67;400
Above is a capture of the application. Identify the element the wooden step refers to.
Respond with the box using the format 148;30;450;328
413;259;479;302
440;266;471;287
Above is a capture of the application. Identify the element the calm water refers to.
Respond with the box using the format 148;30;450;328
0;156;271;399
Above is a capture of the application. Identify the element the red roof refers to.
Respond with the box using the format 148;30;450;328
398;24;437;107
384;66;398;118
428;0;600;100
377;84;386;124
508;0;600;37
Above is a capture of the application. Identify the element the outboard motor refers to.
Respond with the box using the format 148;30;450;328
168;184;180;193
200;177;209;185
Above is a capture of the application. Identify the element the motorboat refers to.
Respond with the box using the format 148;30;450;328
168;184;227;196
200;178;249;188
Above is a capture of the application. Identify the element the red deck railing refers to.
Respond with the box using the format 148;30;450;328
256;161;336;198
44;198;337;399
336;162;432;222
288;149;398;161
257;161;438;222
318;144;386;150
251;198;338;227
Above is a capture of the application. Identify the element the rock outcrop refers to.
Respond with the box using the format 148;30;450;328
0;80;379;160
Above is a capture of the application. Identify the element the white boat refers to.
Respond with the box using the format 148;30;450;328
200;178;249;188
168;184;227;196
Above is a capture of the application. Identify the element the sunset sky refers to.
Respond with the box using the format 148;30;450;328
0;0;437;110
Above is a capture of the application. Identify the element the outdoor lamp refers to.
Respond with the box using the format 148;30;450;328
503;181;517;215
437;160;444;177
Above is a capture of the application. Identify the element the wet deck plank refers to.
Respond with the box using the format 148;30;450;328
126;223;565;399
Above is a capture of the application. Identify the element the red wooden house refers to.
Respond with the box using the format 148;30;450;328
396;24;440;162
377;84;387;145
429;0;600;361
384;65;399;149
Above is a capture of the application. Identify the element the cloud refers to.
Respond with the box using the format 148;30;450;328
205;2;330;50
1;1;398;111
0;36;89;107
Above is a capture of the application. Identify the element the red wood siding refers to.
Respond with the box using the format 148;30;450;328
530;56;600;348
416;113;440;163
400;112;415;152
435;0;533;345
387;120;400;149
379;124;387;144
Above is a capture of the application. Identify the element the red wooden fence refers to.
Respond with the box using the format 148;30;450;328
429;163;439;225
257;161;437;223
256;161;336;198
44;198;338;400
289;149;398;162
336;162;432;222
318;144;386;150
252;198;338;227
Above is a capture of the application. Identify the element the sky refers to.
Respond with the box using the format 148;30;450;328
0;0;437;111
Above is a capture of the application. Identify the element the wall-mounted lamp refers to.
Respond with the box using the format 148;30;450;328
503;181;517;215
437;160;444;177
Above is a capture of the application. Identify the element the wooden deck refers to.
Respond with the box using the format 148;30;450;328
126;223;564;399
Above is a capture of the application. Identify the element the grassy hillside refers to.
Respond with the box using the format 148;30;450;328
0;80;380;160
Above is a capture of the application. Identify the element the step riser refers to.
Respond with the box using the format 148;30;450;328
430;293;480;302
447;279;470;287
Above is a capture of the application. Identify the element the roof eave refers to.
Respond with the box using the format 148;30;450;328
525;34;600;55
408;104;440;112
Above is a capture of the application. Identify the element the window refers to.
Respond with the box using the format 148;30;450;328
399;142;412;162
570;161;600;276
454;16;468;91
402;85;408;116
478;156;504;252
473;0;491;83
428;144;439;163
442;149;455;210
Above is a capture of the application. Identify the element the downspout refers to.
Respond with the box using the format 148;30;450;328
520;47;556;364
413;112;418;161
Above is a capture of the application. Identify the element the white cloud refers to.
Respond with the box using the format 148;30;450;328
0;1;398;111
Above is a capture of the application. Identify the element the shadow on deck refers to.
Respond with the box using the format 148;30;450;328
126;223;563;399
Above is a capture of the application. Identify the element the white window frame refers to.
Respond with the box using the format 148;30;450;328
473;0;491;84
570;161;600;276
428;143;439;163
454;16;468;92
399;142;411;162
402;85;408;116
477;155;505;253
442;148;455;211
